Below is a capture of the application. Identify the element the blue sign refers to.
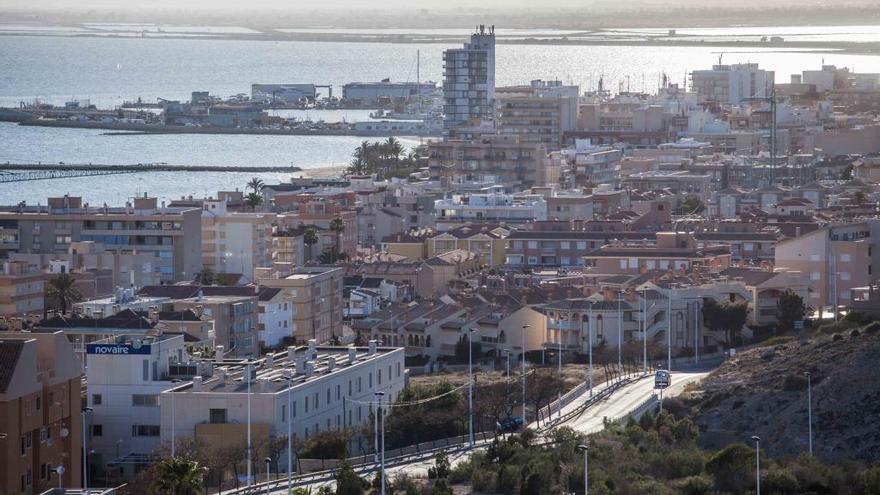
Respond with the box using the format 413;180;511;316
86;343;152;355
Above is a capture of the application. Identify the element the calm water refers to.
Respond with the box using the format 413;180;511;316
1;32;880;204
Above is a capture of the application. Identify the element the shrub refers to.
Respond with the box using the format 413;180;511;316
782;374;808;392
763;467;800;495
864;321;880;334
706;443;755;494
675;474;714;495
817;320;858;335
757;335;795;347
851;329;861;338
471;465;497;491
833;333;844;342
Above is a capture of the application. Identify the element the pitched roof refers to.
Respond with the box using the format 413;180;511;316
0;340;25;393
720;267;778;286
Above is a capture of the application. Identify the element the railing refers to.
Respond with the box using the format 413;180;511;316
536;374;650;431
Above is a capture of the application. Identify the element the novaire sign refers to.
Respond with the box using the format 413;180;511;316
86;343;151;355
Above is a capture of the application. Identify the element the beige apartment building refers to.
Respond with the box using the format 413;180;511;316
428;135;551;187
0;331;83;494
257;265;344;344
775;221;880;311
201;199;272;281
0;261;44;316
0;195;202;284
495;80;579;151
174;294;259;357
583;232;732;276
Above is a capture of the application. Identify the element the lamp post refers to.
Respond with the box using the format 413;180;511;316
81;407;93;495
617;290;623;381
642;287;647;375
502;349;511;378
805;371;813;456
374;391;386;495
169;378;182;458
246;362;253;487
468;327;476;447
286;371;294;494
667;286;673;372
578;443;590;495
588;303;594;397
264;457;272;495
55;465;65;490
521;324;529;422
752;435;761;495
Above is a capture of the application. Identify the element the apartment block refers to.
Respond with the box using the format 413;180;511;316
201;199;272;281
0;261;44;316
496;79;579;151
428;135;550;187
691;63;774;105
443;25;495;129
0;331;82;494
0;195;202;283
257;266;344;344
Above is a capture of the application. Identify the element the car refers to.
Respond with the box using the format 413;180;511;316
496;416;525;433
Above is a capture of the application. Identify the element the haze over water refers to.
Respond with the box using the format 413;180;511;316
2;28;880;204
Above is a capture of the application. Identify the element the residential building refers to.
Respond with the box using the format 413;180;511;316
434;188;548;227
0;331;82;494
424;224;509;267
201;199;272;281
0;195;202;283
0;261;44;316
159;343;405;467
719;267;810;325
257;266;344;344
691;64;774;104
495;80;579;151
428;135;550;187
256;287;295;348
174;294;258;357
583;232;732;276
443;25;496;129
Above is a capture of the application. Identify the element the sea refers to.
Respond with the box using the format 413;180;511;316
2;25;880;205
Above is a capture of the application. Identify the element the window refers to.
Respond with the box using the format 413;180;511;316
209;409;227;424
131;425;160;437
348;380;352;396
840;291;851;300
841;254;851;262
132;394;159;407
142;360;149;381
35;397;40;410
560;241;570;249
577;242;586;250
619;260;627;269
378;369;382;385
305;396;309;413
840;272;851;281
528;241;537;249
358;377;362;393
369;373;373;388
397;363;401;377
336;385;340;400
92;425;103;437
282;405;287;422
326;388;331;404
810;272;821;281
91;393;102;405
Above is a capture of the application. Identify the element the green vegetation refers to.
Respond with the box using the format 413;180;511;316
776;289;806;332
677;196;706;215
46;272;81;315
756;335;795;347
702;299;748;346
346;138;422;179
147;457;206;495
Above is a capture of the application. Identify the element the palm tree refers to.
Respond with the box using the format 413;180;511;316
46;273;81;316
244;192;263;211
303;227;319;262
854;190;868;205
385;137;403;163
329;217;345;255
149;457;206;495
246;177;264;195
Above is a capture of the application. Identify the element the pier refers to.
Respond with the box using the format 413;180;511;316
0;163;302;183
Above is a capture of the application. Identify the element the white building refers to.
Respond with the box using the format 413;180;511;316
342;81;436;105
442;25;496;129
257;287;295;348
85;333;207;475
251;84;317;104
691;64;774;104
159;341;405;470
434;189;548;225
74;289;169;318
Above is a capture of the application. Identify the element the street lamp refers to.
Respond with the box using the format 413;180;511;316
81;407;93;495
169;378;182;458
641;286;647;375
617;290;623;381
286;370;295;494
467;327;477;447
804;372;813;456
55;465;65;490
588;303;594;398
374;391;386;495
752;435;761;495
264;457;272;495
502;349;511;378
246;362;253;487
667;286;673;373
521;324;529;423
578;443;590;495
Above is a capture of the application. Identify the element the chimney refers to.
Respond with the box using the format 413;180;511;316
215;345;225;360
368;339;377;355
304;361;314;378
217;369;227;385
287;346;297;361
265;353;274;367
308;339;317;359
347;346;357;364
191;376;203;392
295;355;306;375
327;356;337;372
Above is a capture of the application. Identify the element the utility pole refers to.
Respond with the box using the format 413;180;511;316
617;291;623;380
667;286;673;372
468;327;476;447
753;435;762;495
805;372;813;456
522;324;529;422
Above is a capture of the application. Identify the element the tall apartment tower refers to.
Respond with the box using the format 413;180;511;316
442;25;496;130
691;63;774;104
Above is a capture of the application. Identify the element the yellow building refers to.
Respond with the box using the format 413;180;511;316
425;224;510;267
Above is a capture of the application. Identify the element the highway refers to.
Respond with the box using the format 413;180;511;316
232;368;710;494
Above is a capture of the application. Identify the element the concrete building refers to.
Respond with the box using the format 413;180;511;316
0;195;202;284
201;199;272;281
496;80;579;151
84;333;202;477
174;294;258;358
251;84;317;104
342;81;436;106
428;135;550;187
442;25;496;130
0;331;82;494
0;261;44;316
159;343;405;468
691;64;774;104
257;266;344;344
583;232;732;276
434;189;548;227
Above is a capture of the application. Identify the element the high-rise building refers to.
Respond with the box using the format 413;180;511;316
442;25;496;130
496;80;580;151
691;64;774;104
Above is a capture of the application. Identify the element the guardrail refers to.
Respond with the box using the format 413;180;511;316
536;374;650;432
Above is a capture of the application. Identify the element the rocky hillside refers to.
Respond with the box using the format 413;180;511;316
690;325;880;462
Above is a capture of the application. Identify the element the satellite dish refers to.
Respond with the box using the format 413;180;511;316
132;339;143;350
55;466;65;475
60;428;69;438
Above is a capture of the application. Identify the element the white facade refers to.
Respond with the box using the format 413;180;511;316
159;343;405;467
258;292;295;348
435;192;548;222
85;334;193;467
442;25;496;129
692;64;774;104
201;199;271;281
